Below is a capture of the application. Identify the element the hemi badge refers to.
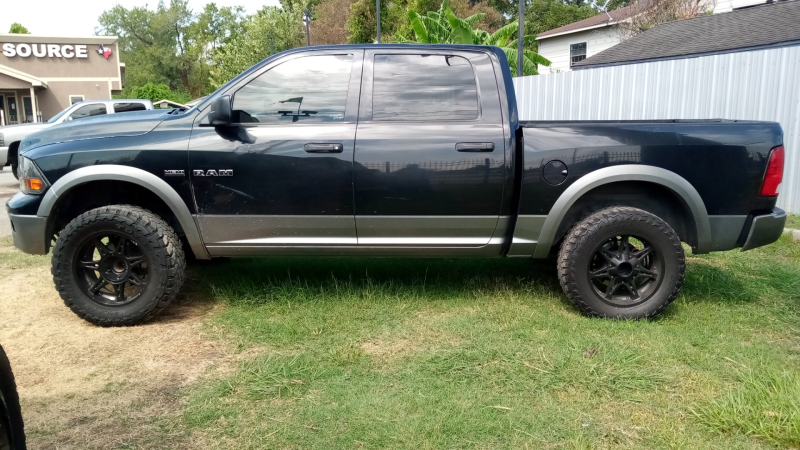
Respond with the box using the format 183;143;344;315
164;170;185;177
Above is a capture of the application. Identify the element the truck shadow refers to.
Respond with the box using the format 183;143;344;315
185;256;564;308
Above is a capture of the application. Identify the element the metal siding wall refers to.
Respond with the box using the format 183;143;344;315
514;45;800;213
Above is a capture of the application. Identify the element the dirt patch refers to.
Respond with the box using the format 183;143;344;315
0;249;230;449
361;310;466;365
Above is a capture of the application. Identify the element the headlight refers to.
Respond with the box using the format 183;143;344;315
19;157;50;195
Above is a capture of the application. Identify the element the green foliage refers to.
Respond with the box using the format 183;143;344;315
403;1;550;75
8;23;29;34
129;83;192;104
209;6;305;89
346;0;408;43
523;0;598;40
97;0;245;97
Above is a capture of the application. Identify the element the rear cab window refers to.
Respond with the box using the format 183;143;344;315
113;102;148;113
69;103;107;121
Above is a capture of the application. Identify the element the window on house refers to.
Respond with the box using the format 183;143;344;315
570;42;587;66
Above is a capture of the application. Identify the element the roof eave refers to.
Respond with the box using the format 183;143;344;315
572;39;800;70
536;22;617;41
0;64;48;88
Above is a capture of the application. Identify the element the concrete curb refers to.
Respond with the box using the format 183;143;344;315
785;228;800;241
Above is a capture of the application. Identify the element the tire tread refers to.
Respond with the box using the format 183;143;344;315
556;206;685;319
51;205;185;326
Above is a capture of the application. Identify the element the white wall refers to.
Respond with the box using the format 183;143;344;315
536;26;622;73
513;45;800;213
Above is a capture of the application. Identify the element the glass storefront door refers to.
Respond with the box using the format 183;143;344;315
5;96;18;124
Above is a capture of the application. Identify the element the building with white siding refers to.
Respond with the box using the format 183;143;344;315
535;5;635;73
536;0;783;74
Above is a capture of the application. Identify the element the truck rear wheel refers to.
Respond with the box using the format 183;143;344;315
52;205;186;326
557;206;685;319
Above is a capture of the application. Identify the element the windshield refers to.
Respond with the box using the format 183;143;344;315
47;105;73;123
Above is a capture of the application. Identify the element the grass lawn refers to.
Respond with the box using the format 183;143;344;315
786;213;800;230
178;234;800;449
1;233;798;449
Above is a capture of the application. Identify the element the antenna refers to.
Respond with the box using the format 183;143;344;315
601;0;613;20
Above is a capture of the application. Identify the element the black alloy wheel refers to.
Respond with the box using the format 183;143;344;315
587;235;663;307
52;205;186;326
75;233;150;307
557;206;685;319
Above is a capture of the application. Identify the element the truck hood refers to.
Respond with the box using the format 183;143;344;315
20;109;171;154
0;122;53;143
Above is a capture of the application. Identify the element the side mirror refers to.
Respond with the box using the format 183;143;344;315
208;95;232;126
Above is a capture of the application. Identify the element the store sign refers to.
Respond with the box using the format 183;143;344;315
2;43;91;59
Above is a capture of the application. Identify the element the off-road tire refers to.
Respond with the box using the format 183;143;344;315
0;345;26;450
557;206;685;319
52;205;186;326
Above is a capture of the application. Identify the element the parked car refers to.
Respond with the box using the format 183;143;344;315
0;99;155;177
0;344;26;450
5;45;787;325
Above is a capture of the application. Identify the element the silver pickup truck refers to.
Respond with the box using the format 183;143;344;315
0;99;154;176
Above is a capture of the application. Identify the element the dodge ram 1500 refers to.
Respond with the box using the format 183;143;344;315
6;45;786;325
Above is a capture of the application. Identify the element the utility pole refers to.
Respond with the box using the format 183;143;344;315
517;0;524;77
269;33;274;55
304;9;311;46
376;0;381;43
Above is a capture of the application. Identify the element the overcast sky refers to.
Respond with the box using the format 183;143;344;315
1;0;281;37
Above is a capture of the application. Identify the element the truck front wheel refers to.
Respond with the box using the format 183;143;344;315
51;205;186;326
557;206;685;319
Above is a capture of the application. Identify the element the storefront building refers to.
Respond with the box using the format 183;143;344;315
0;34;123;125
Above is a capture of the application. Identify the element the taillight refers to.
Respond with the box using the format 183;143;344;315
760;146;784;197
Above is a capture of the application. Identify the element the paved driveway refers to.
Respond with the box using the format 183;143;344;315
0;168;18;237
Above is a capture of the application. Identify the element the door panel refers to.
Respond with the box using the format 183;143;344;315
189;50;363;252
353;50;506;247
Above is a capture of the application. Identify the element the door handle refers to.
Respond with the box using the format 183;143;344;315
456;142;495;152
304;143;343;153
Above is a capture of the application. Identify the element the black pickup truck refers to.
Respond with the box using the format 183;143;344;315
7;44;787;326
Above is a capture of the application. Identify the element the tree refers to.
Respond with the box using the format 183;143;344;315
210;7;305;88
345;0;503;44
523;0;598;40
401;0;550;75
616;0;714;37
8;23;29;34
311;0;360;45
97;0;245;98
130;82;192;104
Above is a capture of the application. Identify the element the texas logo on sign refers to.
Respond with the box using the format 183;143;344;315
97;44;112;59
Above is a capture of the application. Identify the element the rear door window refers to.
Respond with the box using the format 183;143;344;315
372;54;479;121
69;103;107;121
113;102;147;113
